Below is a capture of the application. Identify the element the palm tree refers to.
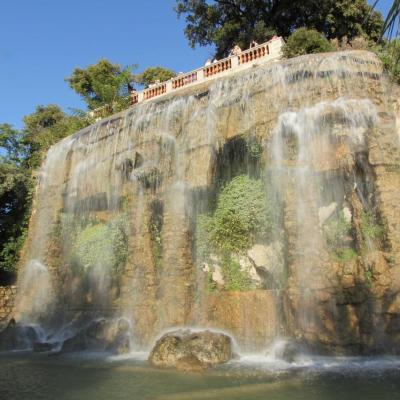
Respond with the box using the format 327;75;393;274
373;0;400;37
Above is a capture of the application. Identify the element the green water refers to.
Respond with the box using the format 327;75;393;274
1;352;400;400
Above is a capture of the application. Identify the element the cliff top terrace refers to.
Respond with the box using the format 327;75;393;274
89;36;284;118
132;36;284;104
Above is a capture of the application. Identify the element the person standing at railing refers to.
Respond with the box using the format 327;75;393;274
230;45;241;56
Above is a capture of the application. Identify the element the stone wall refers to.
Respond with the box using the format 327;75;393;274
0;286;16;328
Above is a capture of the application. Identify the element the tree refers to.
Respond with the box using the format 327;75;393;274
66;59;135;113
0;124;25;162
22;105;88;169
174;0;383;58
0;161;31;278
283;28;334;58
137;66;176;88
376;0;400;38
0;124;31;280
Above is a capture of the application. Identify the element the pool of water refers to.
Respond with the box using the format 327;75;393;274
1;351;400;400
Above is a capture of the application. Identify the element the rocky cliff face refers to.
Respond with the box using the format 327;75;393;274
14;50;400;354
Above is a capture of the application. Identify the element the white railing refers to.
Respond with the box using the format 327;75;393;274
129;36;284;107
87;36;284;119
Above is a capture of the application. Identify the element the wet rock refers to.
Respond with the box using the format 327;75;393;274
280;341;300;363
202;261;225;286
176;354;207;373
266;338;304;363
148;329;233;369
247;242;284;287
0;319;39;350
0;319;18;350
318;202;337;227
343;206;352;223
61;318;131;354
212;265;225;286
33;341;55;352
238;256;262;286
61;331;88;352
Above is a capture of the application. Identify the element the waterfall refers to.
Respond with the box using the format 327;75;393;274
13;49;400;355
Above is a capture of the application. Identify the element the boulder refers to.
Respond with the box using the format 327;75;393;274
0;319;39;351
318;202;337;227
212;265;225;286
176;355;207;373
247;242;284;287
202;261;225;286
148;329;233;369
343;206;352;223
61;331;88;352
61;318;131;354
33;341;55;352
238;256;262;286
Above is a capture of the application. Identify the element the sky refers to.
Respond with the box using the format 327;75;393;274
0;0;393;130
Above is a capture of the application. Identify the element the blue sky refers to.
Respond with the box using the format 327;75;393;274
0;0;393;129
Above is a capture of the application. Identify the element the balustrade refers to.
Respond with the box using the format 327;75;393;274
143;83;167;100
239;43;269;65
203;58;232;78
172;71;198;89
119;37;283;109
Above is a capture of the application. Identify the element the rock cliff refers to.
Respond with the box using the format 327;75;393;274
12;50;400;354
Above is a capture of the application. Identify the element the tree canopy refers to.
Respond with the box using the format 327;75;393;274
22;105;88;169
137;66;176;88
0;104;93;280
174;0;384;57
66;59;135;112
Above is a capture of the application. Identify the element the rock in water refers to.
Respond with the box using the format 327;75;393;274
0;319;39;351
61;318;131;354
148;329;233;369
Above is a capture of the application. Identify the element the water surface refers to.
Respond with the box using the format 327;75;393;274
1;352;400;400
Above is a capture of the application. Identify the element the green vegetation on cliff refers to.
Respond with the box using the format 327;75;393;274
221;256;254;291
64;216;128;276
196;175;275;256
283;29;334;58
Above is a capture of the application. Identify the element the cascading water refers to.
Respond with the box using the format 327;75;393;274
10;50;400;356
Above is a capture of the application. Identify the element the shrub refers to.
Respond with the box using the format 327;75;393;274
324;212;357;262
71;216;128;275
221;256;254;291
210;175;275;253
283;28;334;59
324;212;352;249
333;248;358;262
360;210;383;243
377;40;400;85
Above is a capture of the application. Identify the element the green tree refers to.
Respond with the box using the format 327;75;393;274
137;66;176;88
66;59;135;113
283;28;334;58
22;105;88;169
174;0;383;58
0;124;25;162
0;124;32;279
376;0;400;38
